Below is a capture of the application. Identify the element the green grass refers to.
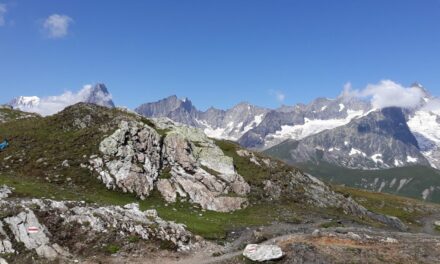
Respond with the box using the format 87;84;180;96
104;244;120;254
215;140;297;186
333;185;427;226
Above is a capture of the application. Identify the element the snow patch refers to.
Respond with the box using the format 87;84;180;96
339;104;345;112
406;156;418;163
397;178;413;192
267;110;365;146
393;159;403;167
378;181;386;192
371;154;383;163
349;148;367;157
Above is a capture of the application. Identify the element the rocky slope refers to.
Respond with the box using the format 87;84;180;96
0;103;421;263
0;186;195;263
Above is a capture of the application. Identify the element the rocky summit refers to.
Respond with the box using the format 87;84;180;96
0;103;439;264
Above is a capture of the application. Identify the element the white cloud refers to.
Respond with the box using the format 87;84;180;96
12;85;113;116
269;90;286;103
343;80;425;109
0;4;7;26
43;14;73;38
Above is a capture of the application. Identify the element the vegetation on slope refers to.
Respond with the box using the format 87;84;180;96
0;104;435;240
264;140;440;203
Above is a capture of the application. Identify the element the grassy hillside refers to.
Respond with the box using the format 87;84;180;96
0;104;436;240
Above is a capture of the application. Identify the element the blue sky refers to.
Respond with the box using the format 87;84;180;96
1;0;440;110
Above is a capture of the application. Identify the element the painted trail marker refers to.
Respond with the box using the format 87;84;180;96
27;226;39;234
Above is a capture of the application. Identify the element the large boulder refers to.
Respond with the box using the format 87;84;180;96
243;244;284;262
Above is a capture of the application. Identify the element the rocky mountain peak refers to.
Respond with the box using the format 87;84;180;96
83;83;115;108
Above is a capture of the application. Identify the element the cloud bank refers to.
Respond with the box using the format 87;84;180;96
13;85;113;116
343;80;425;109
0;4;7;26
43;14;73;38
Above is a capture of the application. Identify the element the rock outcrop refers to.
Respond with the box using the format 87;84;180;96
0;188;195;262
90;120;162;199
90;119;250;212
3;209;70;260
158;125;250;212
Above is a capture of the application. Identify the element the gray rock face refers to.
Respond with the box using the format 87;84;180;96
0;222;14;254
240;95;372;149
135;97;269;141
61;203;192;250
90;119;250;212
84;83;115;108
243;244;283;262
0;192;195;261
268;107;430;170
2;209;70;260
90;120;162;198
0;185;12;199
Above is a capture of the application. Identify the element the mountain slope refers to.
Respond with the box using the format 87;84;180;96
267;107;429;169
2;104;440;263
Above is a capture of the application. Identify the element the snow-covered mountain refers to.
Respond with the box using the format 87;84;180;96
8;83;114;116
135;96;269;141
8;96;41;109
135;83;440;172
239;94;372;149
267;107;430;170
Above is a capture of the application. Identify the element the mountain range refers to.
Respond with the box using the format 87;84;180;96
7;82;440;201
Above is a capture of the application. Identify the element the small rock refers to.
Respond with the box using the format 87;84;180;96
347;232;361;240
62;160;70;167
243;244;283;262
0;185;13;199
433;221;440;227
381;237;398;243
312;229;320;236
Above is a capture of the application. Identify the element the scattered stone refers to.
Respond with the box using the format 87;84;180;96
61;160;70;167
381;237;398;243
347;232;361;240
243;244;283;262
0;185;13;199
434;221;440;227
